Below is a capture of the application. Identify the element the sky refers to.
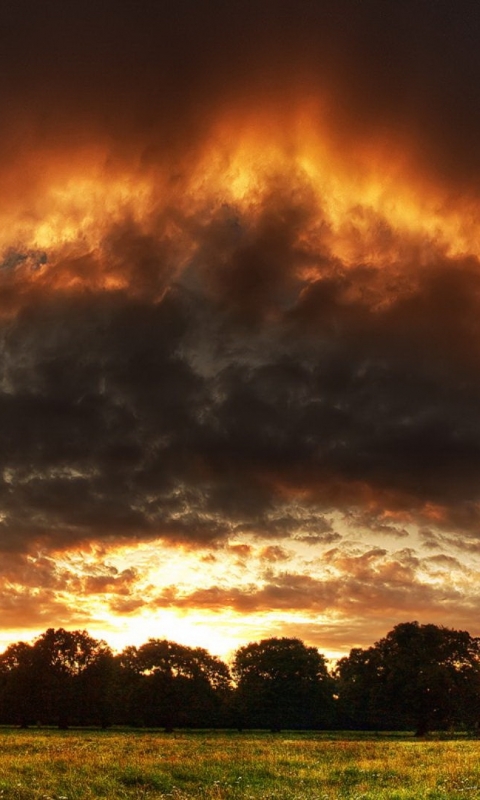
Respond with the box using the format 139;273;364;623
1;0;480;661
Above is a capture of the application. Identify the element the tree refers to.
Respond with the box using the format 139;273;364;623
118;639;231;730
114;646;142;726
32;628;113;728
336;622;480;735
0;641;37;727
335;646;389;730
232;637;334;731
77;647;117;728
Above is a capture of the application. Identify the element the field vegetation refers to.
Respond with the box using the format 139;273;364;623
0;729;477;799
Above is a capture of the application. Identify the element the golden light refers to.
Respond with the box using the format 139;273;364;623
1;105;479;315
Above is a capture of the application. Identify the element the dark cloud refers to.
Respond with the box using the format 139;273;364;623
0;185;480;554
0;1;478;595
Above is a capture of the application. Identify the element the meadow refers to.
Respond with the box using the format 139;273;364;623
0;730;478;799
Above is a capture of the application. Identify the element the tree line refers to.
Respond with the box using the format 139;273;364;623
1;621;480;734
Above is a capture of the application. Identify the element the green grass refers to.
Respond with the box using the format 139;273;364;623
0;730;477;798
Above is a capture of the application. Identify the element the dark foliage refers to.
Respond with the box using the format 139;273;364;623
0;622;479;731
232;637;334;731
335;622;480;735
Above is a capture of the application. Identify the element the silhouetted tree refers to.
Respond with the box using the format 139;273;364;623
114;646;142;726
118;639;231;730
77;647;117;727
232;637;334;731
32;628;113;728
0;641;37;727
336;622;480;735
1;623;479;732
335;646;392;730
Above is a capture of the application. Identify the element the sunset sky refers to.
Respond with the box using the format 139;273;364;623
1;0;480;661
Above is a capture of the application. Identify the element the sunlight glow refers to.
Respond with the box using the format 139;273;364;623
1;105;479;309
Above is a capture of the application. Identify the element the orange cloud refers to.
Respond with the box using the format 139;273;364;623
1;1;480;658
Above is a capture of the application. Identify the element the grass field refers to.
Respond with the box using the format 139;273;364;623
0;730;478;799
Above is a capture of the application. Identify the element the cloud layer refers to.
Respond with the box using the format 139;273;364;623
2;199;480;552
0;1;480;652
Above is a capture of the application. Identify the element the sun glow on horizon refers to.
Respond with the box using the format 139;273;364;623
0;516;475;665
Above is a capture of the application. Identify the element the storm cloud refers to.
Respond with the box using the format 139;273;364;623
1;221;480;551
0;0;480;652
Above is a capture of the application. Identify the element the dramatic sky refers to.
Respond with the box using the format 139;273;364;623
1;0;480;660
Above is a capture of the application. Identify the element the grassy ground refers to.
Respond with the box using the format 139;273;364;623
0;730;478;799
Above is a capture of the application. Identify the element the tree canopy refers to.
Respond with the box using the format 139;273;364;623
335;621;480;735
0;622;479;732
232;637;334;731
